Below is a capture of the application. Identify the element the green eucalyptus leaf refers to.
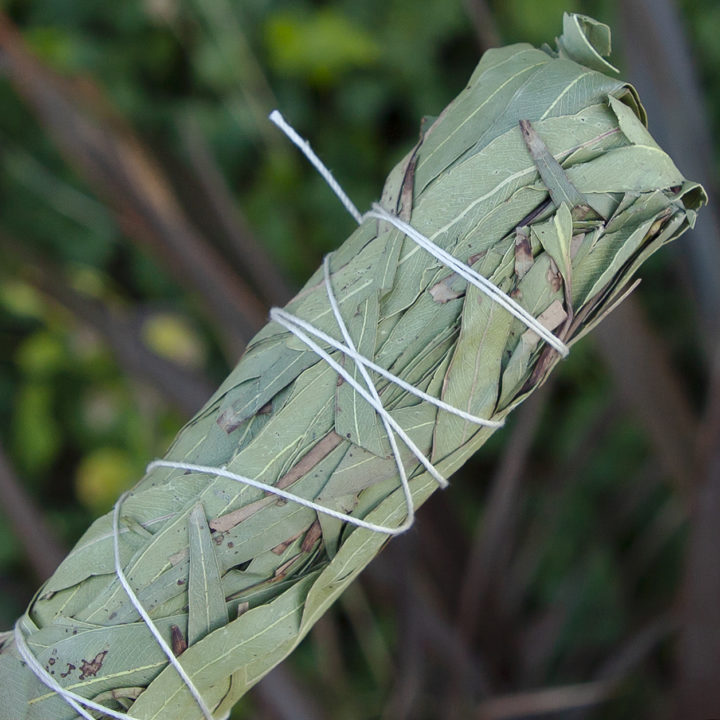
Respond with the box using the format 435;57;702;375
187;504;228;646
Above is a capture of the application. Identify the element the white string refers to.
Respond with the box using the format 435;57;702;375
364;204;570;357
269;109;569;358
148;459;414;535
14;621;122;720
111;494;219;720
271;305;450;492
269;110;363;224
148;243;509;536
14;497;225;720
273;258;504;429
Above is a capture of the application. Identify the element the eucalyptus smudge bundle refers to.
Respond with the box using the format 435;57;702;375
0;13;704;720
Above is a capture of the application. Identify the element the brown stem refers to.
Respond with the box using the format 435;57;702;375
0;444;65;582
0;13;267;356
179;117;292;307
457;386;550;643
594;295;697;495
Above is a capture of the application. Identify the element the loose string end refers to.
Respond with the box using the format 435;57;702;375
269;109;364;224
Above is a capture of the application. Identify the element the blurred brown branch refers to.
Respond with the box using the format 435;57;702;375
677;351;720;717
619;0;720;352
463;0;501;52
475;680;615;720
0;12;267;358
0;443;65;582
179;117;292;307
254;665;326;720
594;295;698;494
458;386;550;647
619;1;720;715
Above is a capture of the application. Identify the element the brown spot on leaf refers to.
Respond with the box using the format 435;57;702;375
237;602;250;617
272;527;306;555
273;555;300;580
429;280;462;304
169;548;188;565
546;259;562;293
468;250;487;266
79;651;107;680
171;625;187;656
60;663;76;679
514;226;533;279
216;408;242;434
301;520;323;553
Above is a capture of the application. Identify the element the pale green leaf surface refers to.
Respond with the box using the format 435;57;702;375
520;121;588;210
187;504;228;647
335;295;386;456
532;202;573;291
608;94;660;149
565;145;685;194
126;574;318;719
556;13;618;74
433;286;514;460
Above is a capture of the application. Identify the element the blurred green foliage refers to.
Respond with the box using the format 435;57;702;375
264;8;380;85
0;1;715;718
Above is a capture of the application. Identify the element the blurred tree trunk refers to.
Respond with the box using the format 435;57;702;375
675;454;720;717
618;1;720;715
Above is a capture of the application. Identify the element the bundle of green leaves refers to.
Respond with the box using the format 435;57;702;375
0;13;704;720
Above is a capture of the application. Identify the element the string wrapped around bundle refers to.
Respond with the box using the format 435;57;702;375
0;12;705;720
